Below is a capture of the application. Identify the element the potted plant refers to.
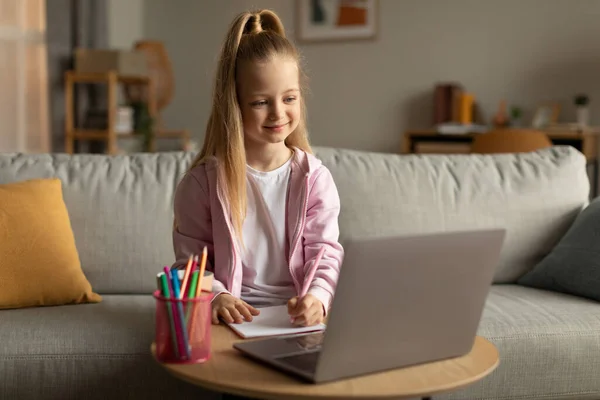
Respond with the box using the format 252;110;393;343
130;101;154;152
574;94;590;127
510;106;523;127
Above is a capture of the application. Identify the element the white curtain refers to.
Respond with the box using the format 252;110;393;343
0;0;49;153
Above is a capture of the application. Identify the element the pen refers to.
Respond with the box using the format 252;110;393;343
300;246;326;298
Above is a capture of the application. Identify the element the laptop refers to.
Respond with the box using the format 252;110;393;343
233;228;506;384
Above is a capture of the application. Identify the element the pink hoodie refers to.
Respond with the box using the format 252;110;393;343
172;147;344;311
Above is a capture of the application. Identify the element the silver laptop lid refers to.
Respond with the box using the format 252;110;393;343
314;228;506;382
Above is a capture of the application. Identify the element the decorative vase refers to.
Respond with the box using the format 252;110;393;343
511;117;523;128
493;100;509;128
577;106;590;127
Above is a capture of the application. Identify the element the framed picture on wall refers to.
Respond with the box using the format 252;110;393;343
296;0;378;42
532;103;560;128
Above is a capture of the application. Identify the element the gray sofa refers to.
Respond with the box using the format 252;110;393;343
1;145;599;400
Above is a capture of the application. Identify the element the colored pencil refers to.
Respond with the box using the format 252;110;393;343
164;266;190;360
195;247;208;298
301;247;326;298
189;247;208;340
159;273;180;359
170;268;192;359
179;255;194;299
185;270;200;324
192;254;199;272
187;270;200;299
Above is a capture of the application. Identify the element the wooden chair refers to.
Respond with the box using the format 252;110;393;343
471;129;553;154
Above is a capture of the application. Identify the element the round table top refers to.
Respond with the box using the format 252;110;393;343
151;325;499;400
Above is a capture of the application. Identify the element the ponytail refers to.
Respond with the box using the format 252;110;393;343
243;10;286;36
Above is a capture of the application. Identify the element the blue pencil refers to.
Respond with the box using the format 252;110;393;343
170;268;192;359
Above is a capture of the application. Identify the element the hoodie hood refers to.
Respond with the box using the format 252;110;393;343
291;147;323;177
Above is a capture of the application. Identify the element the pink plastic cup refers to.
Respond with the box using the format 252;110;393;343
153;290;214;364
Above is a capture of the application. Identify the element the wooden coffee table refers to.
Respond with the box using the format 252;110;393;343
151;325;499;400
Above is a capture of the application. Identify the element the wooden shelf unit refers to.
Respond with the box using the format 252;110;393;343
64;70;190;154
402;129;599;161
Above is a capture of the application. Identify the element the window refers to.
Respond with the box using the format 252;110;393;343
0;0;49;153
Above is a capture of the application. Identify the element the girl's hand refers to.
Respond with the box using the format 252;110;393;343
287;294;324;327
211;293;260;324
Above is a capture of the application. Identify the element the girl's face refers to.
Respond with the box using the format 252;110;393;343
237;56;301;149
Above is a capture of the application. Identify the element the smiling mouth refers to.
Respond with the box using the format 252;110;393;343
264;122;289;129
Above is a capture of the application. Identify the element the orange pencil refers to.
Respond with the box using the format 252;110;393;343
195;246;208;297
179;254;194;299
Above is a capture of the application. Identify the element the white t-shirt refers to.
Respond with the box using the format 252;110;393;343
240;157;296;307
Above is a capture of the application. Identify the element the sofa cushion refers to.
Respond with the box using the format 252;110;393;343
0;153;196;295
313;146;589;283
440;285;600;400
0;294;216;400
517;197;600;302
0;295;153;357
0;178;101;309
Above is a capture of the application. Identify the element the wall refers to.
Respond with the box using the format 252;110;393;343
107;0;145;49
109;0;600;154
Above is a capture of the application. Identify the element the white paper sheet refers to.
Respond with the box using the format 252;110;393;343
225;305;326;339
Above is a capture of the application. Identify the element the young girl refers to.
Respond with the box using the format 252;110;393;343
171;9;344;328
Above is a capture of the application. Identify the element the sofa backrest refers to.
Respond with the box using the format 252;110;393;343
0;145;589;293
314;145;589;283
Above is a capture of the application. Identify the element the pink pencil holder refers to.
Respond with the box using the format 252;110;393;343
153;290;214;364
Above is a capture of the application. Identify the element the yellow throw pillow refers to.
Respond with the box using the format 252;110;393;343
0;178;101;309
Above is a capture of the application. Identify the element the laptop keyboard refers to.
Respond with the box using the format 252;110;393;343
276;351;321;374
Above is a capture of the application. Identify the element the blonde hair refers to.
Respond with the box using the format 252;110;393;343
186;9;312;242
